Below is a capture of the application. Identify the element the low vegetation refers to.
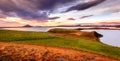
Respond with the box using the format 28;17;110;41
0;29;120;59
48;28;79;33
48;28;103;41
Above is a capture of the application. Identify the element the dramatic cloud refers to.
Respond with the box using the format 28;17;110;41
48;17;60;20
0;0;76;20
0;20;23;27
66;0;105;12
80;15;94;19
67;18;75;20
0;0;120;26
0;0;105;20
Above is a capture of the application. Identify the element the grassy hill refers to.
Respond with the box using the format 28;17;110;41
0;29;120;59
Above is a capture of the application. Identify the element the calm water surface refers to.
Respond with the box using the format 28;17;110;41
82;30;120;47
2;27;120;47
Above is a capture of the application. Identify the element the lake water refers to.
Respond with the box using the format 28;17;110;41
82;30;120;47
1;27;120;47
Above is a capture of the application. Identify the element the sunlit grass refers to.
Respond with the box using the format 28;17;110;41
0;29;120;59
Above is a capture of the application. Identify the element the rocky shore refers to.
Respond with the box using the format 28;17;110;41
48;28;103;42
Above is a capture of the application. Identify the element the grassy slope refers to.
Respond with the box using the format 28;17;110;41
0;29;120;59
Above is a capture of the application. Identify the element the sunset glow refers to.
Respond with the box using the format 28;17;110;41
0;0;120;26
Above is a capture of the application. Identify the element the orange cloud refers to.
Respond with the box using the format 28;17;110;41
0;17;46;26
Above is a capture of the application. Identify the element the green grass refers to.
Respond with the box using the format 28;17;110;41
0;29;120;59
48;28;79;33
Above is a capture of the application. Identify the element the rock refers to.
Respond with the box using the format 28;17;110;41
93;31;103;38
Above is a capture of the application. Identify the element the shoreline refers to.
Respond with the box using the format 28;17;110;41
75;27;120;30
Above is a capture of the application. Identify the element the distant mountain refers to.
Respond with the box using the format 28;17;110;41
98;22;120;25
23;24;32;27
80;22;120;27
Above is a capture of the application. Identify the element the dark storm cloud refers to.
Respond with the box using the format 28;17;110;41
68;18;75;20
0;0;76;20
66;0;105;12
80;15;94;19
0;0;106;21
32;0;76;10
48;17;60;20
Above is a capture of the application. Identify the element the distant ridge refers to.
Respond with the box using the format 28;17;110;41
23;24;32;27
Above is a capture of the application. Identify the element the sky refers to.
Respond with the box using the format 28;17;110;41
0;0;120;26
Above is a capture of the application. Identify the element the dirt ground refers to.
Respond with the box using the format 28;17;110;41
0;42;119;61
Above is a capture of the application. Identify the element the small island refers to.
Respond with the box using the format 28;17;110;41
23;24;32;27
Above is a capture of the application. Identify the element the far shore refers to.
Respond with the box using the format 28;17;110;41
75;27;120;30
0;26;120;30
